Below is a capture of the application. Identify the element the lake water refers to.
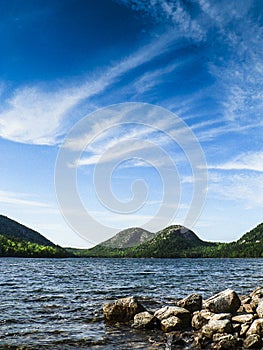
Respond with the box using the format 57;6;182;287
0;258;263;349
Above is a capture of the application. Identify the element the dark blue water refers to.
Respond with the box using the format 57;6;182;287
0;258;262;349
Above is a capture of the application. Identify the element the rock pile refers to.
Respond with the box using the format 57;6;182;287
103;287;263;349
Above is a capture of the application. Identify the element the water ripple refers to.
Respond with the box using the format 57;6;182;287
0;257;263;348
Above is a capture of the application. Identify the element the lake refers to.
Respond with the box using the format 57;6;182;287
0;258;262;349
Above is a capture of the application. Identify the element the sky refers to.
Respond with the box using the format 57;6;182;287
0;0;262;247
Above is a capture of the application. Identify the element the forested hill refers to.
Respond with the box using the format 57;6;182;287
0;215;54;246
0;215;72;258
1;214;262;258
71;223;263;258
238;223;263;243
76;225;214;258
100;227;154;248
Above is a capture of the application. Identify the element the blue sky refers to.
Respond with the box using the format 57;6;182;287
0;0;262;247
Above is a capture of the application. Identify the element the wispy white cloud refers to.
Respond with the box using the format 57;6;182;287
76;134;169;168
209;151;263;172
156;0;263;131
1;0;261;148
131;61;184;96
65;103;182;169
0;86;84;145
71;117;187;169
0;190;50;207
209;172;263;208
116;158;153;169
0;30;180;145
197;120;263;142
197;0;251;28
117;0;205;41
204;1;263;125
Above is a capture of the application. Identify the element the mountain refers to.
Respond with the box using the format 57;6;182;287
77;222;263;258
7;215;263;259
238;223;263;243
206;223;263;258
100;227;154;248
0;215;72;258
82;224;214;258
0;215;55;246
120;225;214;258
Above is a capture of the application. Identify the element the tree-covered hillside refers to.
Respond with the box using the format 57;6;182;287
71;223;263;258
0;215;54;246
0;235;71;258
81;225;215;258
0;215;72;258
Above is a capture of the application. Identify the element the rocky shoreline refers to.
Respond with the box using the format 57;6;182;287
103;287;263;349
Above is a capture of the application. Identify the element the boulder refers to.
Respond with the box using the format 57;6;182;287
212;334;238;350
202;319;233;338
232;314;254;323
167;333;186;348
243;334;262;349
241;295;252;304
250;299;261;311
203;289;241;314
243;303;254;314
247;319;263;336
250;287;263;311
132;311;158;329
103;296;145;322
232;323;241;334
160;316;182;332
211;313;231;321
192;310;215;330
177;293;202;313
256;300;263;318
193;332;210;349
250;286;263;299
154;306;191;328
240;323;251;337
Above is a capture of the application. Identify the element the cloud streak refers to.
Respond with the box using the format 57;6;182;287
209;172;263;208
117;0;205;40
0;190;50;207
209;151;263;172
0;29;180;145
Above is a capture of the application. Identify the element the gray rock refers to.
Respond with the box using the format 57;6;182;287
250;286;263;299
103;296;145;322
211;313;231;321
256;300;263;318
241;295;252;304
243;303;254;313
154;306;191;327
250;287;263;311
232;314;254;323
203;289;241;314
202;319;233;338
243;334;262;349
177;293;202;313
240;323;251;337
132;311;158;329
212;334;238;350
167;333;186;348
239;295;251;304
193;332;210;349
192;310;215;330
247;319;263;336
232;323;241;334
160;316;182;332
250;298;262;311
